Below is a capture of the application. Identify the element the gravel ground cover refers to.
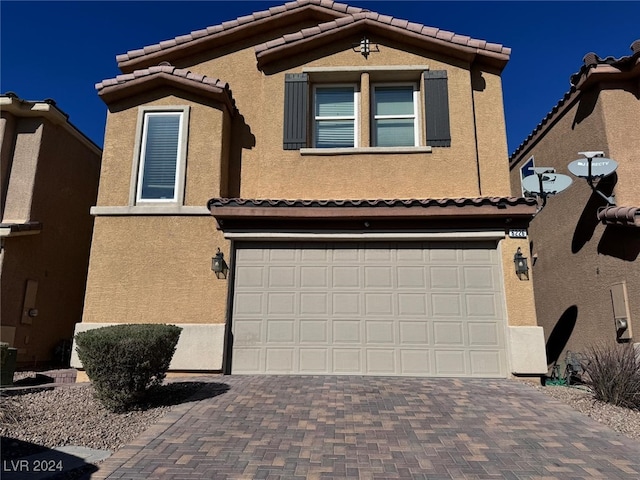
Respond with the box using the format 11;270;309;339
1;378;638;465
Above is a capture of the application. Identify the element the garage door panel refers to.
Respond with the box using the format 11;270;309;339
398;293;427;316
333;266;360;288
432;294;462;316
300;293;328;314
234;293;264;315
434;350;467;375
468;322;500;346
266;320;295;343
299;349;329;373
268;266;296;288
300;320;328;343
433;321;464;345
469;351;503;376
466;294;498;317
367;349;396;374
333;349;362;373
366;321;395;344
265;349;294;372
267;293;296;315
332;293;360;315
232;241;507;377
399;321;429;345
333;320;361;343
301;266;328;287
400;350;431;374
365;293;393;315
430;266;460;289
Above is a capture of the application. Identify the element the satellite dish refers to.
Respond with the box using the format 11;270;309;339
522;173;573;195
568;157;618;179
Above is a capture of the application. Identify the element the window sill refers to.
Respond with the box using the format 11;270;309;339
90;206;210;216
299;146;432;156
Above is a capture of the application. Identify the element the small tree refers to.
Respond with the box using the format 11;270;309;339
582;343;640;410
75;324;182;412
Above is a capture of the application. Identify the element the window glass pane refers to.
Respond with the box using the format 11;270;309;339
316;120;355;148
375;87;414;116
375;119;415;147
316;87;354;117
140;114;180;200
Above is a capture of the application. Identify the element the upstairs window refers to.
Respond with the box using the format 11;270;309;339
134;108;188;204
314;86;357;148
372;84;418;147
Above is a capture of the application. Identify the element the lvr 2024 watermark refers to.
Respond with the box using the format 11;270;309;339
3;459;64;473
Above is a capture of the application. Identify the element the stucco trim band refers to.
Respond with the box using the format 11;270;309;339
0;222;42;237
70;323;224;371
223;230;506;241
90;206;211;216
300;146;432;155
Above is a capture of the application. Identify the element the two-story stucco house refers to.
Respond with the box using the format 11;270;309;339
1;93;102;367
73;0;545;378
509;40;640;370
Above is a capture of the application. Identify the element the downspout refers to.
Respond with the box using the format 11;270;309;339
470;63;482;196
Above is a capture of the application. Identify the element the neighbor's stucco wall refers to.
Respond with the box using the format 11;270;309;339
1;117;100;365
509;83;640;367
1;112;18;219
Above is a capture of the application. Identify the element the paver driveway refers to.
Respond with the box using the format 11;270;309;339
93;376;640;479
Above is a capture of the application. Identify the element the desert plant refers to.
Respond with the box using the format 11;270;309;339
581;343;640;410
75;324;182;412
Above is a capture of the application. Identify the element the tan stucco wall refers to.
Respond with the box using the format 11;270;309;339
1;112;17;219
82;216;228;326
509;83;640;366
98;94;227;207
1;118;100;365
499;236;537;328
190;36;510;200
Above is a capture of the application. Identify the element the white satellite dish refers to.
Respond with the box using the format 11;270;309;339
568;157;618;179
522;172;573;195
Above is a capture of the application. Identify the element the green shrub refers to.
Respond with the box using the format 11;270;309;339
582;343;640;410
75;324;182;412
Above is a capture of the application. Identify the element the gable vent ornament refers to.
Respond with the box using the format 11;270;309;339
353;36;379;59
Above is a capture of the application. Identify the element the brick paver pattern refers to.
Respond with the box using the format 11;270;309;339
93;376;640;479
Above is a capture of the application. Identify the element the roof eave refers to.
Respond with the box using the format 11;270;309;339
97;73;236;113
116;4;352;73
255;19;509;71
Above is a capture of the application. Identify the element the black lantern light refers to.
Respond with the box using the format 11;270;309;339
514;247;529;280
212;248;228;279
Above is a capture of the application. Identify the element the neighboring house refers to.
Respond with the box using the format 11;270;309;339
1;93;102;367
73;0;545;378
509;40;640;370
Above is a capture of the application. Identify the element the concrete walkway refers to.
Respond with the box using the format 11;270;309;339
92;376;640;479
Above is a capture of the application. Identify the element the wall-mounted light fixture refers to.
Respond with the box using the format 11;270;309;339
212;248;228;279
514;247;529;280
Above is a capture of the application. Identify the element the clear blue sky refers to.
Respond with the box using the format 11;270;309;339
2;1;638;155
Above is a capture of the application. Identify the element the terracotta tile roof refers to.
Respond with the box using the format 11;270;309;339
597;206;640;227
208;197;534;209
254;11;510;63
116;0;509;71
95;64;236;111
96;64;229;91
510;39;640;162
116;0;364;68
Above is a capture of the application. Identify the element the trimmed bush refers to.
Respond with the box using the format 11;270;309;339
75;324;182;412
582;343;640;410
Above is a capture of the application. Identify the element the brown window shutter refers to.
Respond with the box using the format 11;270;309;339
283;73;308;150
424;70;451;147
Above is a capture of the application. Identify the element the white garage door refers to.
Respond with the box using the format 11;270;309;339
231;241;507;377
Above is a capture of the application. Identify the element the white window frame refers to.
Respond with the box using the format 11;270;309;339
130;106;190;206
312;84;359;148
371;82;420;147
